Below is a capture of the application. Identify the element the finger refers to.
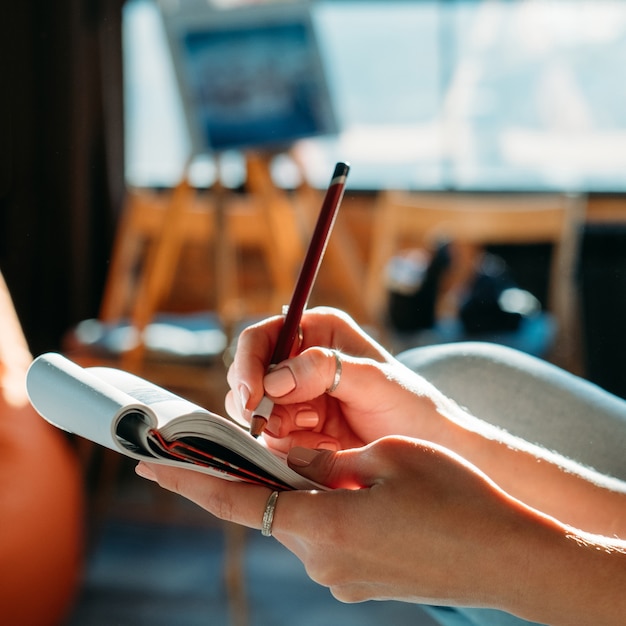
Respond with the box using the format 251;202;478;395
265;347;387;408
226;311;338;414
226;385;327;441
264;430;341;456
287;443;389;490
264;402;323;438
262;348;339;400
226;315;285;411
224;388;239;422
300;307;392;361
226;307;392;417
135;462;343;545
136;462;276;531
224;389;250;429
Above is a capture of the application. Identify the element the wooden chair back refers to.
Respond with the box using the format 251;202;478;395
365;190;586;370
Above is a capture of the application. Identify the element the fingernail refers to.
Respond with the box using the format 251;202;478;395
135;462;156;481
264;366;296;397
295;408;319;428
239;384;250;411
288;447;321;468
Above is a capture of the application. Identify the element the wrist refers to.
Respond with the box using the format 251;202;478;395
493;503;626;625
427;399;482;455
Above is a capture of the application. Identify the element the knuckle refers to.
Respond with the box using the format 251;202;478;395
304;555;342;589
200;492;237;523
330;585;366;604
302;347;337;388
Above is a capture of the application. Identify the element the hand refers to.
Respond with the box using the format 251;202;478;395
225;307;453;453
225;307;626;542
137;434;626;625
135;437;555;611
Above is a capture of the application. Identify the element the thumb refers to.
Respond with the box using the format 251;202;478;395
287;444;382;489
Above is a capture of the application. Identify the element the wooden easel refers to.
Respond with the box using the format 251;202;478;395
97;153;301;370
94;148;370;383
143;150;367;334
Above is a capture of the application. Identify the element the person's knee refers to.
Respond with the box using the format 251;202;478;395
397;341;529;381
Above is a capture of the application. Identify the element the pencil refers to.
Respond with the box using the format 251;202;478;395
249;161;350;438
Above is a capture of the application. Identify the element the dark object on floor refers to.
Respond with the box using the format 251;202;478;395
460;254;540;334
387;242;452;332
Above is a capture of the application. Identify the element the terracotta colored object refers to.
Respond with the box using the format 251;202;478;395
0;272;84;625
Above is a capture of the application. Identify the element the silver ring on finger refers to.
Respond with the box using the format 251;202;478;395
261;490;279;537
326;349;343;394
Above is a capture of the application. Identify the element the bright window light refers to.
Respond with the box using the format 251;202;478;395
123;0;626;191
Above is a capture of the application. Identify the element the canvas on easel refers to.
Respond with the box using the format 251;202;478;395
156;0;337;156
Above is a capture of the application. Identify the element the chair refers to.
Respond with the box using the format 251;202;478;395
63;180;273;626
365;190;586;372
64;169;317;388
63;159;365;626
64;182;230;405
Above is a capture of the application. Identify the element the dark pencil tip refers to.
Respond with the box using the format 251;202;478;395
333;162;350;178
249;415;267;438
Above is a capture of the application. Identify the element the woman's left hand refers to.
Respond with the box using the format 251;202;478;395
135;436;546;609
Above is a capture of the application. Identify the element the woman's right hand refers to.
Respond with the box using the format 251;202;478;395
225;307;455;454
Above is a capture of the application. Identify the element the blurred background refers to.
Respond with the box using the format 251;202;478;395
125;0;626;192
2;1;626;624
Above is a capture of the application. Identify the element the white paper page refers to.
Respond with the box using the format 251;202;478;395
88;366;211;428
26;353;152;452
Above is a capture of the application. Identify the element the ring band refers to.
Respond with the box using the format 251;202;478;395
261;490;279;537
326;349;342;393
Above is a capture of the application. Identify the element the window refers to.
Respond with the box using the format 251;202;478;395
124;0;626;191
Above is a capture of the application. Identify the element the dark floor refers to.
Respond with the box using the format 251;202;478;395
66;461;439;626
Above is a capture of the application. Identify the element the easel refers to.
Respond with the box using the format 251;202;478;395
96;152;304;374
106;149;370;365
